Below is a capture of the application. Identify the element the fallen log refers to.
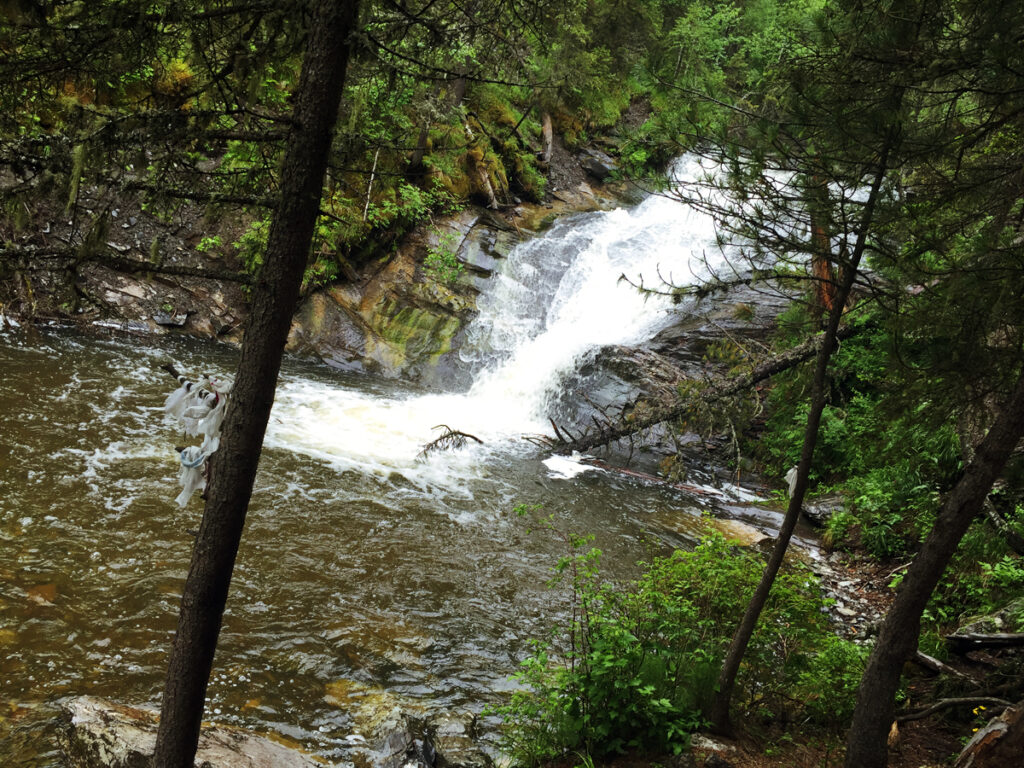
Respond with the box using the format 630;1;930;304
912;650;979;683
947;632;1024;655
580;457;717;495
0;242;254;284
550;324;857;454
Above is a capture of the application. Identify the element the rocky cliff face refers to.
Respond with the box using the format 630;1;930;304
285;180;627;386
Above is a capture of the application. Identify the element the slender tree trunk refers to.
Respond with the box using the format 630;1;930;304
843;368;1024;768
808;175;836;321
150;1;360;765
707;156;890;735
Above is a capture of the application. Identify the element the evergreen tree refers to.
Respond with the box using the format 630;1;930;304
151;0;360;763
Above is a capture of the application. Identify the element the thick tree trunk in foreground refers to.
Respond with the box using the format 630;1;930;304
151;2;360;765
706;156;890;735
843;368;1024;768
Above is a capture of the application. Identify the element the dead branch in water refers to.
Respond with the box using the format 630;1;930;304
417;424;484;459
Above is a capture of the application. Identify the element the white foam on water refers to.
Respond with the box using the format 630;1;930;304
542;453;604;479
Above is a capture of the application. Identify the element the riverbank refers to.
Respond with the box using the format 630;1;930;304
4;147;645;394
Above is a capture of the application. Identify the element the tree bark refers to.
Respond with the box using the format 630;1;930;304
843;368;1024;768
706;154;890;735
540;111;553;163
808;175;836;321
150;1;360;765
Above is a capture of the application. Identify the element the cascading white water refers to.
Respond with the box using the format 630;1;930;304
266;157;726;478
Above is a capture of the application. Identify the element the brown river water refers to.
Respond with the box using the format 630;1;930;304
0;167;808;765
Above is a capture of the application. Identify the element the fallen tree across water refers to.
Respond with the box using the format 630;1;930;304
540;324;857;454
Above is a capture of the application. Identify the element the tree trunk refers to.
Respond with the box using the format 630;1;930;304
541;111;553;163
150;1;360;765
843;369;1024;767
808;175;836;321
706;156;890;735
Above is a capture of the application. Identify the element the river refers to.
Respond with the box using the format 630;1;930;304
0;159;803;765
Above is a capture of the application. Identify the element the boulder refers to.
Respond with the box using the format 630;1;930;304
57;696;324;768
578;149;618;181
956;597;1024;636
426;712;491;768
802;495;846;527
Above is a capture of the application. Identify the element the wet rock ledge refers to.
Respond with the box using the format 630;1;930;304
57;696;322;767
58;695;492;768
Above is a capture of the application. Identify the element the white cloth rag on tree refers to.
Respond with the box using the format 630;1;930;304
175;445;209;508
163;368;234;507
785;465;799;498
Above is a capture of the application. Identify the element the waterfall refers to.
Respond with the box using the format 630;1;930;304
266;157;725;477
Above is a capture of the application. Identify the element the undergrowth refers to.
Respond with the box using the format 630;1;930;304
495;508;865;766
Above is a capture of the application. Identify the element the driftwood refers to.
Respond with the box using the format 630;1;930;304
913;650;979;683
947;632;1024;655
578;457;717;495
546;324;857;454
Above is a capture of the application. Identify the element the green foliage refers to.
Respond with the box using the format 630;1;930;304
795;634;869;729
423;228;463;285
497;522;839;764
822;507;855;550
233;218;270;275
756;304;960;558
195;235;222;253
927;506;1024;631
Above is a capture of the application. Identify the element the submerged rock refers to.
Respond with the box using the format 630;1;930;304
325;679;491;768
57;696;323;767
326;680;428;768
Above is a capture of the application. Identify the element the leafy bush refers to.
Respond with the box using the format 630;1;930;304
424;228;463;285
794;634;869;728
233;217;270;275
755;305;959;559
496;524;836;764
927;506;1024;631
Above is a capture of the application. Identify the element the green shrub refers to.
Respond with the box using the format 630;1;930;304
496;526;835;764
822;507;856;549
233;217;270;275
423;228;463;285
795;634;869;728
928;508;1024;631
